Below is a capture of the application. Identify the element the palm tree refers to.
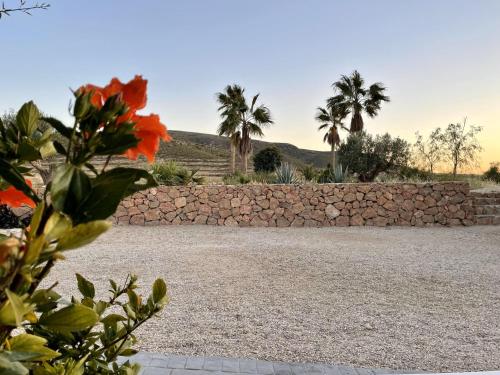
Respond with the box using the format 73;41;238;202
216;85;244;174
330;70;390;133
216;85;273;174
316;99;350;167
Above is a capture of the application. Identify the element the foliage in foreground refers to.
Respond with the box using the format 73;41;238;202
0;76;169;373
151;160;204;186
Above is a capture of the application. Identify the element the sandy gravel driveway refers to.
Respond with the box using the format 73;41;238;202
45;225;500;372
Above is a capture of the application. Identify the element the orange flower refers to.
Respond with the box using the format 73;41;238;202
124;114;172;162
79;75;171;163
0;180;35;208
79;75;147;112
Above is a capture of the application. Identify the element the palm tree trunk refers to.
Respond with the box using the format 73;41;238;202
331;143;336;168
243;153;248;174
230;143;236;174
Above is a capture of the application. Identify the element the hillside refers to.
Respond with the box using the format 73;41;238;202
162;130;331;169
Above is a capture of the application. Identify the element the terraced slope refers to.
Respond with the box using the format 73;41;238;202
34;130;330;181
166;130;331;168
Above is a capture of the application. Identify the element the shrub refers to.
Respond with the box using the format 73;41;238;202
318;164;349;183
250;171;275;184
253;147;282;172
338;132;411;182
222;172;251;185
274;162;300;184
398;166;432;181
300;165;318;182
152;160;204;185
0;76;169;373
483;162;500;183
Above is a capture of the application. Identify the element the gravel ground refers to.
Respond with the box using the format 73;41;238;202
44;225;500;372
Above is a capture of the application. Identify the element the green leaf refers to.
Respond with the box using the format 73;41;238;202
152;279;167;304
29;202;45;237
8;334;60;361
50;165;91;216
101;313;126;326
56;220;111;251
16;101;40;136
0;354;28;375
0;290;31;327
41;117;72;138
75;168;157;223
38;304;99;333
50;165;76;212
18;141;41;161
0;159;39;204
127;290;139;311
24;234;46;264
76;273;95;298
43;212;71;242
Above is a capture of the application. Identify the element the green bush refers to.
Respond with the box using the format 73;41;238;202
483;163;500;183
274;162;300;184
300;165;318;182
338;132;411;182
151;160;204;185
253;147;282;172
222;171;251;185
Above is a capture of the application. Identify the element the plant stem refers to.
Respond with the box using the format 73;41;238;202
101;155;112;173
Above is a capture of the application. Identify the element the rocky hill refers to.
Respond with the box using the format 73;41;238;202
161;130;331;171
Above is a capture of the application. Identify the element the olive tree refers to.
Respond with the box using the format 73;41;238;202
338;132;411;182
440;118;482;177
413;128;443;174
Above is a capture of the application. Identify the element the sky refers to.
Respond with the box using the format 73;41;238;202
1;0;499;172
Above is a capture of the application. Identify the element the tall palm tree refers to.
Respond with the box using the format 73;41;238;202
216;85;244;174
216;85;273;174
330;70;390;133
316;99;350;167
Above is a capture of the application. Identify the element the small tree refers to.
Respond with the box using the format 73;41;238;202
253;147;282;172
440;118;482;177
338;132;411;182
413;128;443;174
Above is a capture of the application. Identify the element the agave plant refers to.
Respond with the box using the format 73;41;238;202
274;162;300;184
318;164;349;183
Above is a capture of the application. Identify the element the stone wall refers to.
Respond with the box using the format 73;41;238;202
114;182;474;227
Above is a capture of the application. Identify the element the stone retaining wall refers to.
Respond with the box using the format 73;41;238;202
114;182;474;227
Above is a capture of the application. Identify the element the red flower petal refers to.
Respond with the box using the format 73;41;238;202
0;180;35;208
124;114;171;162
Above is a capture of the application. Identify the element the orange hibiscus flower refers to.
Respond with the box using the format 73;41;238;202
79;75;170;162
0;180;35;208
125;114;172;162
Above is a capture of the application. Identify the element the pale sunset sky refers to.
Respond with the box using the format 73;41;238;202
1;0;499;172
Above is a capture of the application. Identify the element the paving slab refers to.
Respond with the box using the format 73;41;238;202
128;353;425;375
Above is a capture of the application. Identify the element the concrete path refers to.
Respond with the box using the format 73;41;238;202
129;353;422;375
